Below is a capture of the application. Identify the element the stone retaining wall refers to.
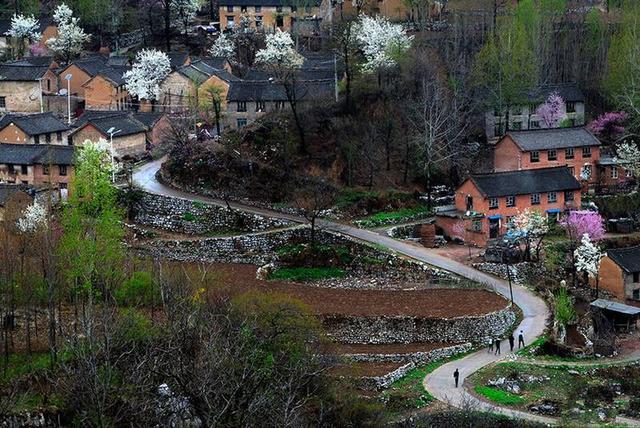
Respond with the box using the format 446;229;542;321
357;362;415;391
133;192;293;235
472;262;547;286
343;343;472;364
324;307;516;344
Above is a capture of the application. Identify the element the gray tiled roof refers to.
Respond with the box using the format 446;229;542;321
168;52;190;70
95;65;130;86
0;143;74;165
470;167;581;197
177;60;240;83
527;83;585;103
0;112;69;136
0;64;49;81
607;246;640;273
227;79;334;102
65;55;108;77
507;127;601;151
73;110;163;137
591;299;640;316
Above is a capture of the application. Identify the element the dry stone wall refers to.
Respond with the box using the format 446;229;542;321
343;343;472;364
133;192;293;235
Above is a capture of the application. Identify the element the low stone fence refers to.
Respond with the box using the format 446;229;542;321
343;343;472;364
324;307;516;345
357;362;415;391
0;412;60;427
132;192;293;235
472;262;547;286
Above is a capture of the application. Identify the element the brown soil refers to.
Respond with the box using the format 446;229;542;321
332;342;454;355
200;262;508;318
332;361;405;377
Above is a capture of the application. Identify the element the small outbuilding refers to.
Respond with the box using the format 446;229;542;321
597;246;640;300
590;299;640;333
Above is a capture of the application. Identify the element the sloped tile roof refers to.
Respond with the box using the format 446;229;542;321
0;64;49;81
0;112;69;136
73;110;164;137
607;246;640;273
0;143;74;165
506;127;601;151
227;79;334;102
470;167;581;198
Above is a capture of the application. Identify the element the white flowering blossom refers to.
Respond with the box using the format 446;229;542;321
5;14;41;42
353;14;413;73
574;233;603;278
172;0;200;31
46;3;90;62
124;49;171;101
579;164;592;181
510;209;549;238
255;29;304;69
209;32;235;60
615;141;640;179
16;202;48;234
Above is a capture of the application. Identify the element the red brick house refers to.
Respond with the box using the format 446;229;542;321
493;127;601;187
436;167;582;246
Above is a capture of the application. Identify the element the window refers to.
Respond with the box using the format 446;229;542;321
7;164;14;174
275;100;285;110
276;6;282;12
582;164;592;178
471;219;482;232
582;146;591;158
276;14;283;26
531;193;541;205
547;149;557;161
493;123;503;137
626;168;634;178
634;272;640;283
255;5;261;12
56;131;62;142
43;164;50;175
237;101;247;112
565;147;574;159
530;150;540;163
505;195;515;207
512;106;523;115
226;16;235;28
466;195;473;212
0;96;5;108
241;5;247;12
612;166;618;179
59;165;67;176
256;100;266;112
34;134;40;144
566;101;576;113
634;289;640;300
255;16;263;27
226;5;233;12
564;190;574;202
67;136;73;146
489;197;499;209
47;79;51;91
20;165;27;175
569;166;575;176
530;120;540;129
59;182;67;190
45;133;51;143
511;121;522;130
237;118;247;128
548;192;557;203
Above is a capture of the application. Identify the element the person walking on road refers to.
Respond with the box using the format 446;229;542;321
494;338;501;355
487;337;494;353
454;368;460;388
518;330;525;348
508;334;515;352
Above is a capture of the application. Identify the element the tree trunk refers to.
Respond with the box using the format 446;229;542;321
164;1;172;52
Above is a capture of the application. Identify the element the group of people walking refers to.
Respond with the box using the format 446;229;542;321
452;330;526;388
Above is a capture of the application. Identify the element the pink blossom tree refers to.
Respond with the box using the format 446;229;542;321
588;111;629;144
560;210;606;242
535;91;566;128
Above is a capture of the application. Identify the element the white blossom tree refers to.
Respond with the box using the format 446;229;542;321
353;14;413;74
124;49;171;102
172;0;201;45
209;32;235;61
574;233;603;294
16;202;48;234
509;208;549;261
46;3;91;64
615;141;640;184
5;14;41;59
255;29;307;151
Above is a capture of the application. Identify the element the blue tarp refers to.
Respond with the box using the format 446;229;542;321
488;215;502;220
546;208;561;213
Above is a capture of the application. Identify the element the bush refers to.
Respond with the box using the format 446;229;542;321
268;267;346;281
474;386;526;406
554;287;577;327
276;244;353;268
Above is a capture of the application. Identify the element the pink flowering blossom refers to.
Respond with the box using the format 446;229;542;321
560;210;605;241
588;111;628;142
535;91;566;128
29;43;46;56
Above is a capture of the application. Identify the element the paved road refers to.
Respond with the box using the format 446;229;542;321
133;158;551;422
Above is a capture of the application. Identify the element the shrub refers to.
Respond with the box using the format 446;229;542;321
268;267;346;281
183;212;197;222
554;287;577;327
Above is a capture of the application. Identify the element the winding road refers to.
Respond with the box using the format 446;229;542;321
133;159;552;423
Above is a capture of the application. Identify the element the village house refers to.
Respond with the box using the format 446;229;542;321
0;112;71;145
70;110;170;158
597;246;640;301
436;167;582;246
485;84;586;140
158;58;239;114
82;65;132;111
218;0;328;32
0;62;57;112
56;55;110;106
0;143;74;187
225;79;333;129
167;52;191;70
493;127;602;188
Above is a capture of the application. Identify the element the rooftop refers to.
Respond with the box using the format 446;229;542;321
505;127;601;151
73;111;164;137
0;143;74;165
177;59;240;83
607;246;640;273
218;0;320;6
591;299;640;316
470;167;581;198
0;63;49;81
227;79;334;102
0;112;69;136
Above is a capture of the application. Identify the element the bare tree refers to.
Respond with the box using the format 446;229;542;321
293;178;337;248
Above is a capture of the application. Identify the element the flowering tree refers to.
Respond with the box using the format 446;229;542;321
46;3;91;64
574;233;603;291
535;91;566;128
209;32;235;62
509;209;549;260
353;14;413;74
615;141;640;183
589;111;629;144
172;0;200;45
5;14;41;59
561;210;606;242
124;49;171;102
16;202;48;234
255;29;307;151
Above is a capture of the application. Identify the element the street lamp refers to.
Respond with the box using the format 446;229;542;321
64;73;72;125
107;127;121;183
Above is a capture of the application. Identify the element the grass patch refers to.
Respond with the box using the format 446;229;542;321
355;206;432;228
182;212;198;222
268;267;346;281
335;189;380;208
516;335;548;357
474;385;527;405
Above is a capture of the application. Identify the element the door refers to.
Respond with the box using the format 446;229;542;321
489;218;500;239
